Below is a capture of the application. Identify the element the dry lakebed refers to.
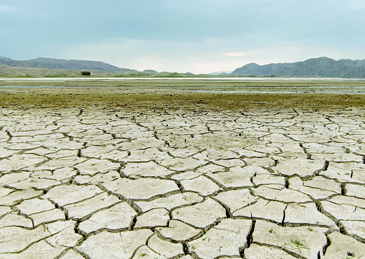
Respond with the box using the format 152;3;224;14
0;78;365;259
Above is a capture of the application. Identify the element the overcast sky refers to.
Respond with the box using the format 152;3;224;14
1;0;364;73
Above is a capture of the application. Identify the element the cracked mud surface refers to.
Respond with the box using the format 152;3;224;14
1;105;365;259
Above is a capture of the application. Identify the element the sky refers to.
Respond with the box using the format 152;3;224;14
1;0;365;73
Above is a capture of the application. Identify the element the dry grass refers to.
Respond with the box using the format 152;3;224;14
1;78;364;111
1;87;364;112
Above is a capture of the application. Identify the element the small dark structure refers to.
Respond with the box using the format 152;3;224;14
81;71;91;76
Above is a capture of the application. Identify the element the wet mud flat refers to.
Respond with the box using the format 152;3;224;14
0;86;365;258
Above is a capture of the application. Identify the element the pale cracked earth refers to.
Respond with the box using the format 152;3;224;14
0;107;365;259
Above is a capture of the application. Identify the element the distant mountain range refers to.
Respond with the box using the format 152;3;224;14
2;56;365;78
231;57;365;78
0;57;136;72
209;71;232;76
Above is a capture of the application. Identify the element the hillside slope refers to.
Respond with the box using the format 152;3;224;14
231;57;365;78
0;57;134;72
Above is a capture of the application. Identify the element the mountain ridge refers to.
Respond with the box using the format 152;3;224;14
231;57;365;78
2;56;365;77
0;57;135;72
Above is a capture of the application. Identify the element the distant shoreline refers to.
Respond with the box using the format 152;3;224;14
2;77;365;81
